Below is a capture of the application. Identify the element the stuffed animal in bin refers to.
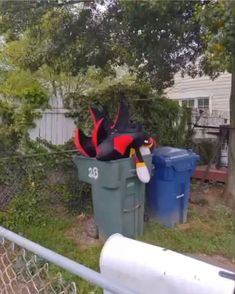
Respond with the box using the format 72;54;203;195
74;101;156;183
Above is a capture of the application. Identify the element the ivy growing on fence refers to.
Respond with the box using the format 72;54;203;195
0;146;91;231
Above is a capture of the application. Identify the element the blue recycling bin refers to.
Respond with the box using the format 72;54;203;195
146;147;199;227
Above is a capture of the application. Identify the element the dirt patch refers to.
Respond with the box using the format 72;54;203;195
52;202;70;215
202;185;224;205
66;214;101;249
187;253;235;272
42;202;70;218
178;223;191;231
179;183;232;234
190;183;225;206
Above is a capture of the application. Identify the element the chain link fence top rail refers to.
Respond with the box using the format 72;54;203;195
0;227;135;294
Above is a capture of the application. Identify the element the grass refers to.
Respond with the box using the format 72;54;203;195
16;212;103;293
13;194;233;293
141;204;232;258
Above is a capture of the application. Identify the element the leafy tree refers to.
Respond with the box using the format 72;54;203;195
0;44;48;153
0;0;203;91
104;0;203;89
0;0;59;41
194;0;235;205
0;0;205;150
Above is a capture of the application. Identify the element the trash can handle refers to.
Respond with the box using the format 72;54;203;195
123;203;143;213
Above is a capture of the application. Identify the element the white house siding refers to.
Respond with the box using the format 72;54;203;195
28;96;76;145
165;72;231;118
165;72;231;140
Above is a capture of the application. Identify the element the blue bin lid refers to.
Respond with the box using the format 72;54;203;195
152;146;199;170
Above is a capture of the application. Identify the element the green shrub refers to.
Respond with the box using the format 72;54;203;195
0;149;93;230
65;79;192;147
3;189;41;230
192;139;216;165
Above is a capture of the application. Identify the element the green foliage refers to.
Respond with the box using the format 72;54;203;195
192;140;216;165
0;101;42;153
2;190;41;231
113;0;203;88
0;1;49;41
0;67;48;152
0;69;48;106
56;182;92;214
0;29;49;154
0;158;43;230
194;0;234;76
0;0;203;91
23;86;48;108
66;77;192;147
0;0;199;152
0;146;93;231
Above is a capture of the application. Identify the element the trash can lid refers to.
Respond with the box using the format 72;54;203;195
152;146;199;167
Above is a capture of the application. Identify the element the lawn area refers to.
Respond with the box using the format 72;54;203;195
141;203;232;258
14;183;233;293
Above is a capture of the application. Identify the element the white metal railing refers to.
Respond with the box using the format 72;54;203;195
0;226;135;294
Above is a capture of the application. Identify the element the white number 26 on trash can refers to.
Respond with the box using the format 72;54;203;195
88;167;99;179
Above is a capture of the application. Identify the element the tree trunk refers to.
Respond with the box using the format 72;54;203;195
227;72;235;202
226;0;235;212
228;70;235;268
227;68;235;209
224;0;235;274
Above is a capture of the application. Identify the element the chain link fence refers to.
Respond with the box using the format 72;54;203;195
0;149;91;294
0;148;134;294
0;149;92;224
0;237;76;294
0;227;134;294
0;150;82;293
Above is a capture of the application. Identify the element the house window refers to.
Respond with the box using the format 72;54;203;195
198;97;209;109
180;97;209;110
182;99;195;108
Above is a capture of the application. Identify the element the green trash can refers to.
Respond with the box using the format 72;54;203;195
73;155;152;240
